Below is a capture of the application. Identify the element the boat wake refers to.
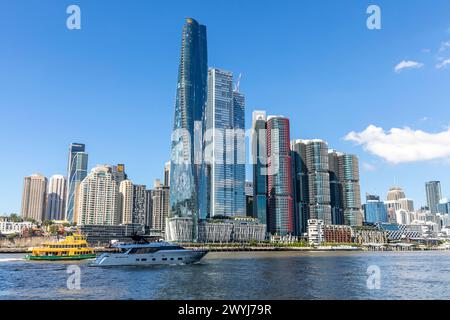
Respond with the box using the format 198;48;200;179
0;258;24;263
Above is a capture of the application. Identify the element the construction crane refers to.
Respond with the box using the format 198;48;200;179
234;73;242;92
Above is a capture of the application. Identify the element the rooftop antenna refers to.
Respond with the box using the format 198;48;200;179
234;73;242;92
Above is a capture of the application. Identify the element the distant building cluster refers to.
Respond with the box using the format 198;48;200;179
19;144;171;242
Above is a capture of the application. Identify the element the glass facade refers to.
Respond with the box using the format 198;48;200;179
338;154;362;226
267;116;293;235
65;143;88;222
202;68;245;218
252;111;267;227
305;140;332;225
169;18;208;232
364;200;388;223
426;181;442;214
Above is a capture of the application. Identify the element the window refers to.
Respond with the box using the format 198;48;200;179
178;257;183;260
141;259;147;262
162;258;167;261
152;258;156;261
170;258;174;260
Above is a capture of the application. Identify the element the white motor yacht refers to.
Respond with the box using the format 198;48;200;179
90;241;207;267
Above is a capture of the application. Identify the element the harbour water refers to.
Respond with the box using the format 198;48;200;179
1;251;449;300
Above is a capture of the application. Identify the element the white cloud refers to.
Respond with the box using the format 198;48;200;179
394;60;424;73
439;41;450;52
362;162;376;171
436;59;450;69
344;125;450;164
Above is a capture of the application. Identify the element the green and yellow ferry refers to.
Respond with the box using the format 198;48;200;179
25;234;96;261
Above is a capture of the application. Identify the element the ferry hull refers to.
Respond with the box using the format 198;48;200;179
25;254;97;261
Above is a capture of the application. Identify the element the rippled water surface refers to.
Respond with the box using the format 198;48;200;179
1;251;449;300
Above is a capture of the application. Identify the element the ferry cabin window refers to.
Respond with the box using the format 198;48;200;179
178;257;183;260
162;258;167;261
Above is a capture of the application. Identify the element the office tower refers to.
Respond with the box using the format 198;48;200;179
169;18;208;234
133;185;147;225
399;198;414;212
426;181;442;214
151;179;170;232
112;164;127;185
77;165;120;226
291;140;308;235
245;181;254;217
232;86;246;217
387;186;406;201
337;154;362;226
21;174;47;222
266;116;294;235
65;143;88;222
46;175;66;221
252;111;268;226
202;68;246;218
328;150;344;225
119;180;134;224
164;162;171;187
438;198;450;214
363;193;388;224
145;190;153;228
302;140;332;225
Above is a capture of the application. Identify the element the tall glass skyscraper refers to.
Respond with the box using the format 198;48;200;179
65;143;88;222
291;140;309;235
426;181;442;214
304;140;332;225
328;150;344;225
338;154;362;226
267;116;294;236
252;111;268;227
202;68;245;218
169;18;207;221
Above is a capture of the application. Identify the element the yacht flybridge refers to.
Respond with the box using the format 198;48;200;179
90;241;207;267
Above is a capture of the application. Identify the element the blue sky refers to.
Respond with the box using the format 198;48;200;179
1;0;450;214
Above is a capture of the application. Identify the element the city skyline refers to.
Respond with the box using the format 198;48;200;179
2;1;450;213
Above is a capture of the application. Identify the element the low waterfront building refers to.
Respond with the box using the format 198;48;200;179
0;221;35;235
351;226;386;244
323;224;352;243
375;223;421;241
307;219;324;246
198;217;266;243
165;217;195;242
78;224;145;246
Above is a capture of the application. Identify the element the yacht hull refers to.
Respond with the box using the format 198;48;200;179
90;249;207;267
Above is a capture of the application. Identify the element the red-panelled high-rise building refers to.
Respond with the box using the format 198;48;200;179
266;116;294;235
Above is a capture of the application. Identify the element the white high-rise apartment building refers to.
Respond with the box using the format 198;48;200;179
119;180;134;224
46;175;66;221
77;165;120;226
21;174;47;222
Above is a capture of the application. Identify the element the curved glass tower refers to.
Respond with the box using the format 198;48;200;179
169;18;207;235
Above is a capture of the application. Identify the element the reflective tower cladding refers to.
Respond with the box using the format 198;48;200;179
252;111;268;226
202;68;245;218
65;143;88;222
425;181;442;214
266;116;294;236
169;18;207;226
